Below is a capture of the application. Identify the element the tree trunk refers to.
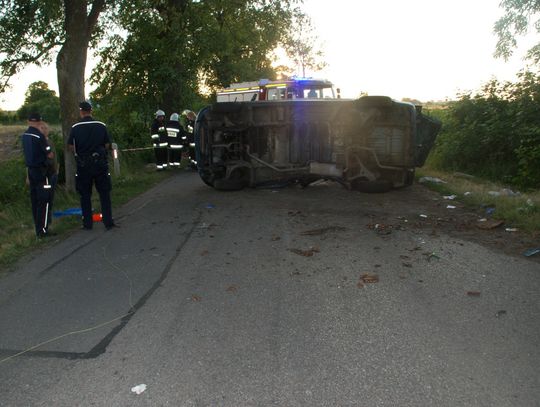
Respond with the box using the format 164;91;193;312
56;0;104;192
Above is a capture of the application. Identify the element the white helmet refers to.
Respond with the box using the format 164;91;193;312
170;113;179;121
155;109;165;118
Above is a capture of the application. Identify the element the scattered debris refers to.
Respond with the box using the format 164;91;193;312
205;203;215;209
443;195;457;200
402;262;412;268
419;214;428;219
288;246;320;257
424;252;440;262
488;189;520;197
191;295;202;302
419;176;446;184
366;223;392;235
496;310;507;318
131;384;147;395
464;191;472;196
226;285;238;293
446;205;456;209
523;248;540;257
485;207;496;216
467;291;481;297
300;226;347;236
505;228;518;232
271;235;281;241
476;219;504;230
399;255;410;260
360;273;379;284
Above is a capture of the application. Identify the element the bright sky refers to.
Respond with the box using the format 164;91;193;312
0;0;536;110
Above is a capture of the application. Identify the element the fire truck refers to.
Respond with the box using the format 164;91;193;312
216;78;338;102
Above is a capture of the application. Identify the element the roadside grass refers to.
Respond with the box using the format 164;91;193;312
416;167;540;234
0;153;170;273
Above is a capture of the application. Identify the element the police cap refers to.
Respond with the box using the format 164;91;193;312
28;112;42;122
79;101;92;112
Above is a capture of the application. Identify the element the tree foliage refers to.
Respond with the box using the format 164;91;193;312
17;81;60;122
494;0;540;63
429;70;540;189
90;0;303;148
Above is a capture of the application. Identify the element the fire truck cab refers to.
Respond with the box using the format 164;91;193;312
216;78;337;102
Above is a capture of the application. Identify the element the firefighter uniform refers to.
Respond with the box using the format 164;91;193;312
182;110;197;169
68;102;115;230
166;113;183;167
151;110;169;170
22;114;53;237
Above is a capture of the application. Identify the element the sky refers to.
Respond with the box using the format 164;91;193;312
0;0;536;110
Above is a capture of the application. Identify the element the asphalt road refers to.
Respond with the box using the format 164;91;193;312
0;171;538;407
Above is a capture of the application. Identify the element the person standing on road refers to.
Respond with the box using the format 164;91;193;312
67;101;116;230
151;109;169;170
21;113;54;238
181;109;197;169
166;112;183;168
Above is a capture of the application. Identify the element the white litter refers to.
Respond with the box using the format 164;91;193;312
505;228;518;232
464;191;472;196
419;214;428;218
443;195;457;200
446;205;456;209
419;176;446;184
131;384;147;395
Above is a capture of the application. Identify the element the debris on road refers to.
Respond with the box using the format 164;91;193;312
300;226;347;236
360;273;379;284
423;252;440;262
131;384;147;395
446;205;456;209
226;285;238;293
496;310;507;318
271;235;281;241
505;228;518;232
191;295;202;302
419;214;428;219
523;248;540;257
366;223;392;235
419;176;447;184
476;219;504;230
443;195;457;200
467;291;481;297
288;246;320;257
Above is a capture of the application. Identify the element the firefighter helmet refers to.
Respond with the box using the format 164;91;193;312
155;109;165;118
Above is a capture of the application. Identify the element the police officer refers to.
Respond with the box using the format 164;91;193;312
151;110;169;170
22;112;54;238
67;101;116;230
166;113;183;168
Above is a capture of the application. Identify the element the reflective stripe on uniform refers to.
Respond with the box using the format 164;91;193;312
169;145;183;149
158;142;168;147
189;143;196;147
151;134;159;139
71;121;106;128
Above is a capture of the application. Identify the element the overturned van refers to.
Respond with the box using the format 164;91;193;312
193;96;441;192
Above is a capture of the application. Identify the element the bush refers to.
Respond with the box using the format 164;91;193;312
428;70;540;190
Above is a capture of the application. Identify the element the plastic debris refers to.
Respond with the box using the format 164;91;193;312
464;191;472;196
131;384;147;395
523;248;540;257
505;228;518;232
52;207;82;218
419;176;446;184
443;195;457;200
446;205;456;209
419;214;428;219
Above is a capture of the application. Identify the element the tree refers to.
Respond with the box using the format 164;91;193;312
282;12;327;77
17;81;60;122
0;0;107;191
494;0;540;64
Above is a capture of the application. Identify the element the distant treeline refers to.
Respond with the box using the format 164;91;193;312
426;70;540;190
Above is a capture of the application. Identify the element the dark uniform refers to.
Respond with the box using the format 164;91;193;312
22;115;53;237
166;113;183;167
182;110;197;169
67;106;115;230
151;111;169;170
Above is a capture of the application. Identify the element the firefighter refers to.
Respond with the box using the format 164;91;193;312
151;109;169;170
21;112;54;238
181;109;197;169
166;112;183;168
68;101;116;230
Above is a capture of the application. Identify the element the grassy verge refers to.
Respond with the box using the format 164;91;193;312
0;152;170;273
416;167;540;234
